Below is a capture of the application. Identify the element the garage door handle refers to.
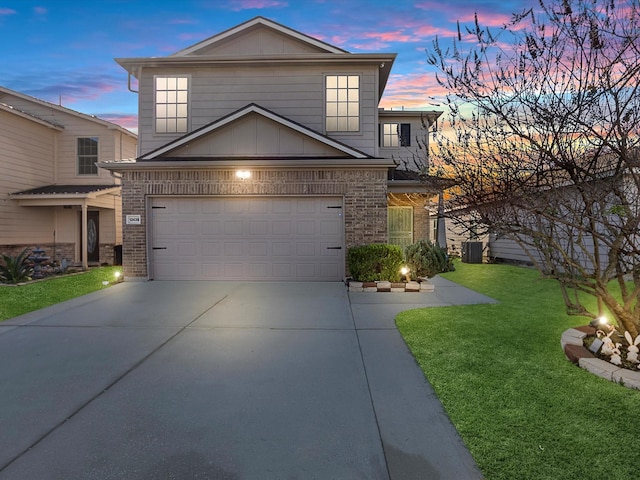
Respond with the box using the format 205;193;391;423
327;246;342;250
152;247;167;250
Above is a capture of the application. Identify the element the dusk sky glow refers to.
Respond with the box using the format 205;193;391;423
0;0;530;132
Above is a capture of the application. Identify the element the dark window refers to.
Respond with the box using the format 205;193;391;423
400;123;411;146
78;137;98;175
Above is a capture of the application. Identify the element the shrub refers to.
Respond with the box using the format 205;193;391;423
0;248;34;284
405;240;454;278
347;244;404;282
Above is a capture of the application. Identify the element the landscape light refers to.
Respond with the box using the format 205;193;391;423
400;266;410;282
589;316;608;328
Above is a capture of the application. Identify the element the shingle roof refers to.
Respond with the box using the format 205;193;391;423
12;185;119;195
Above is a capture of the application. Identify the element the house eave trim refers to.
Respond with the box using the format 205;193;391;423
115;53;397;75
98;158;396;171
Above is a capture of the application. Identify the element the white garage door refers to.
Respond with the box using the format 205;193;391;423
150;196;344;281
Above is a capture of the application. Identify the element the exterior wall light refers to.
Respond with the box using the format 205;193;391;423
236;170;251;180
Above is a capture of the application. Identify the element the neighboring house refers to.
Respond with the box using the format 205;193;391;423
102;16;442;281
0;86;137;269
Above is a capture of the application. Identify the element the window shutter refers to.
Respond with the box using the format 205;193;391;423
400;124;411;146
378;123;381;147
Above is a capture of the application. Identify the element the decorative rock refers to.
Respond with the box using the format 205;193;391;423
560;328;587;349
363;286;378;292
376;281;391;292
390;287;405;293
562;326;640;390
612;369;640;390
564;344;595;364
420;282;435;292
405;281;421;292
574;325;597;335
578;357;621;381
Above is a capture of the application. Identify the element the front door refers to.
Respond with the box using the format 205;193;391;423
388;206;414;249
81;211;100;263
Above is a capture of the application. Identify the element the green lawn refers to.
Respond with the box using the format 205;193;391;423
0;266;121;322
396;262;638;480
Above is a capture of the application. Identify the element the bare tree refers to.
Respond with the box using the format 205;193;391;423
427;0;640;336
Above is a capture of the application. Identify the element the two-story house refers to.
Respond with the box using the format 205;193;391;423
103;16;442;281
0;86;137;269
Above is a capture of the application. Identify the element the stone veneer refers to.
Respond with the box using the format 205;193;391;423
0;243;116;267
121;168;389;279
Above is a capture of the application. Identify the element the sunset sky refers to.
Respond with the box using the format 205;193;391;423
0;0;529;131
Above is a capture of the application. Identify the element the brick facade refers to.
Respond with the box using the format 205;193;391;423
120;168;389;279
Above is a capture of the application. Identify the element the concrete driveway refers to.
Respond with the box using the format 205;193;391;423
0;281;485;479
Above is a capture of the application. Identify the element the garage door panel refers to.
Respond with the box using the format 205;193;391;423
272;263;293;278
151;196;343;281
202;263;222;277
224;220;243;235
201;241;221;256
248;263;269;278
177;200;197;214
272;220;291;235
202;221;222;235
249;221;268;235
272;242;291;256
224;242;243;256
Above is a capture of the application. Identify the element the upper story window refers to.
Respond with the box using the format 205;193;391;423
77;137;98;175
155;76;188;134
381;123;411;147
326;75;359;132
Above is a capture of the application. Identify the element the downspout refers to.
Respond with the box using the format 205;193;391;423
127;71;139;93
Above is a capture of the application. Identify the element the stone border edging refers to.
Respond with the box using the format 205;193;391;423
347;280;435;293
561;326;640;390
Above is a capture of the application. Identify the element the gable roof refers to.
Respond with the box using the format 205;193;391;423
115;18;396;100
0;86;136;138
0;102;64;131
139;103;371;161
172;16;347;57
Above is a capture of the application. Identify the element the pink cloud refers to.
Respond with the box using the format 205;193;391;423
33;6;47;15
98;113;138;132
380;72;450;109
0;8;16;15
415;1;516;29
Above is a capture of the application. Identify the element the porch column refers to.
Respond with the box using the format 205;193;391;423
81;202;88;270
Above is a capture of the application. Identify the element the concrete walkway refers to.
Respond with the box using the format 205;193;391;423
0;278;494;479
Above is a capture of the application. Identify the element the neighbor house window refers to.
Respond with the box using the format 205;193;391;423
155;76;188;133
381;123;411;147
77;137;98;175
326;75;359;132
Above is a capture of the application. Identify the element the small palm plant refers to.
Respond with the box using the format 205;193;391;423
0;248;34;284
